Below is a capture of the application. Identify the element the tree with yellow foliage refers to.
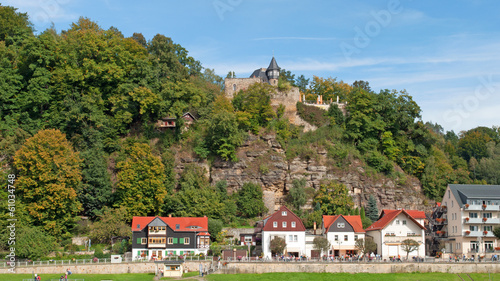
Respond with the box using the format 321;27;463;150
14;129;82;237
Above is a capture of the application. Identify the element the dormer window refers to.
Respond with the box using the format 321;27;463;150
282;211;287;216
337;223;345;228
176;224;180;230
273;221;277;228
137;224;140;229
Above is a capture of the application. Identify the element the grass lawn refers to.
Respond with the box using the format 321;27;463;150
0;273;156;281
206;272;500;281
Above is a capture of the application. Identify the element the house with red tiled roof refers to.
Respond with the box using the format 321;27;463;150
365;209;426;259
321;215;365;257
261;205;306;258
131;216;210;261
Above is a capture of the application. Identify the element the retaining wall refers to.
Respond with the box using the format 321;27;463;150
221;262;500;274
0;261;211;274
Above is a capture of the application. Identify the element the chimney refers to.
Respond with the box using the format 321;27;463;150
169;214;172;218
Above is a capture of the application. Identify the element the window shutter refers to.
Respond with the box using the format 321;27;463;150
180;251;184;255
173;238;178;244
137;250;140;256
137;238;141;244
179;238;184;244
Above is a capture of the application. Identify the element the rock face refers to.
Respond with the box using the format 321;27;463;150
176;134;433;214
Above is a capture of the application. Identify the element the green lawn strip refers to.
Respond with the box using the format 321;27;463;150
206;272;500;281
0;273;155;281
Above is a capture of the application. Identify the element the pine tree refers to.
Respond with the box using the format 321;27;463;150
367;195;379;222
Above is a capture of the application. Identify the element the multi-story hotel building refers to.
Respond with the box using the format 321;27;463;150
437;184;500;257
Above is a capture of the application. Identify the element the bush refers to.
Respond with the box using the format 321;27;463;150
365;151;393;174
296;102;329;127
94;245;105;258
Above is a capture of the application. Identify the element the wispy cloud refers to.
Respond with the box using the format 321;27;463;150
253;37;340;41
3;0;79;29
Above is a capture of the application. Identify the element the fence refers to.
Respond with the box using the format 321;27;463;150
3;255;213;268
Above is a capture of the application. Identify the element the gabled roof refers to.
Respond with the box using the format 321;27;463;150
262;205;306;232
323;215;365;233
449;184;500;207
131;216;208;233
365;209;426;231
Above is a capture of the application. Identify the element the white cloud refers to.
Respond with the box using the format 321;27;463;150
3;0;79;30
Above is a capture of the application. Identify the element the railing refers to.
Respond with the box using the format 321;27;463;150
465;205;483;211
2;256;214;268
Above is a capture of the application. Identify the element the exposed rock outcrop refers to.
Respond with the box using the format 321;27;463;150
174;133;433;214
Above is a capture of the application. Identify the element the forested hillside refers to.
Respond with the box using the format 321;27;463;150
1;4;499;259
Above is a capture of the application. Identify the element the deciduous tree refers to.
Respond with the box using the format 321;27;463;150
14;129;82;236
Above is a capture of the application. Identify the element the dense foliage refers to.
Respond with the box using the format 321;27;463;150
1;3;499;259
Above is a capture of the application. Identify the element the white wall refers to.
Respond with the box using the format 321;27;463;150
262;231;306;258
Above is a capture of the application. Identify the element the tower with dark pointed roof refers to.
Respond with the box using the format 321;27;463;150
266;57;280;86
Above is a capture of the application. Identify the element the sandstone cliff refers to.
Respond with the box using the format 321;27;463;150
174;133;433;214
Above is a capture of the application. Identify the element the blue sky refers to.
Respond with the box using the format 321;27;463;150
5;0;500;133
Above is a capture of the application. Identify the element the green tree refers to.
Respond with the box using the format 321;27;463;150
236;182;267;218
115;142;167;218
355;238;377;259
326;103;345;126
313;181;354;215
366;195;379;222
0;5;33;44
167;165;225;219
206;109;244;161
208;219;224;242
401;239;420;260
269;236;286;256
287;178;307;211
14;129;82;236
8;225;56;260
458;130;492;162
233;83;276;132
313;236;331;257
89;206;131;244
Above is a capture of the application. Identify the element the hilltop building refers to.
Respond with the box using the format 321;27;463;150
224;57;301;124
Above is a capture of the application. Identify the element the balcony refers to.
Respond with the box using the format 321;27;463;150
464;204;483;211
463;231;495;237
464;218;483;224
148;243;166;248
485;205;500;211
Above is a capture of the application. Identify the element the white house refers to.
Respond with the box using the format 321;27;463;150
322;215;365;257
437;184;500;258
365;209;426;259
261;205;306;258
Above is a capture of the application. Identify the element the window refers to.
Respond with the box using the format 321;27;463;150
452;200;454;207
282;221;287;228
291;221;296;228
485;241;494;251
483;213;492;218
337;222;345;228
469;225;478;231
354;235;358;241
293;235;298;242
470;212;478;218
141;238;147;244
282;211;287;216
244;236;252;243
273;221;277;228
402;220;407;225
289;235;293;242
344;235;348;241
175;224;180;230
184;237;190;245
233;84;236;91
168;237;173;244
448;190;450;199
334;235;338;241
395;219;400;225
484;226;493;231
148;238;166;244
